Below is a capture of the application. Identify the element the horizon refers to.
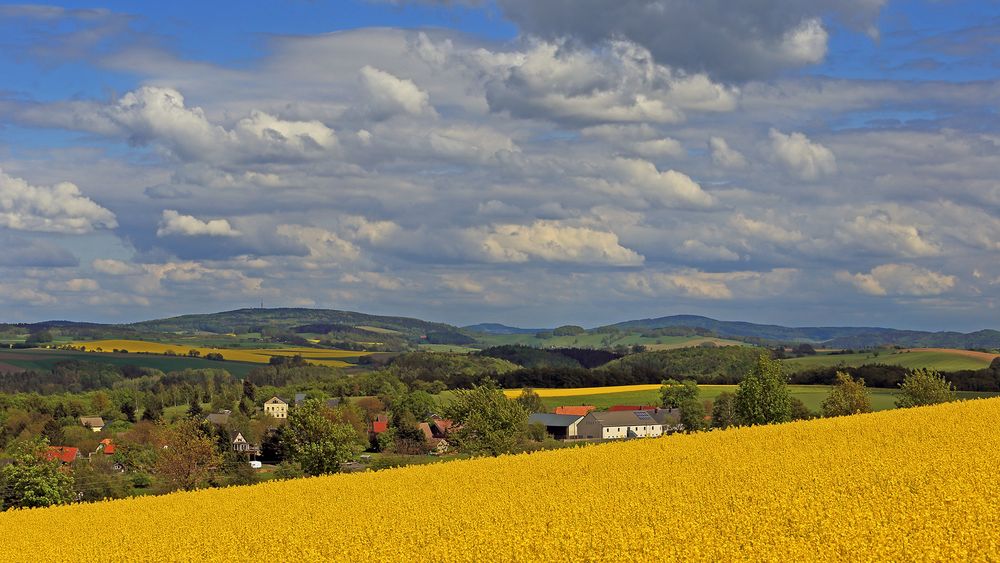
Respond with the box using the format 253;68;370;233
2;1;999;332
3;305;998;335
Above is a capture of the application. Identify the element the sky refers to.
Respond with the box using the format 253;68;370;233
1;1;999;331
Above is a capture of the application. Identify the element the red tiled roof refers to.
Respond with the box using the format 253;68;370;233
372;420;389;434
431;418;454;432
607;405;658;412
554;405;596;416
98;438;116;455
45;446;79;464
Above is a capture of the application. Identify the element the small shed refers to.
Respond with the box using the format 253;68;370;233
79;416;105;432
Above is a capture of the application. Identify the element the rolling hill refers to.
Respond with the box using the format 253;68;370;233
603;314;1000;349
461;323;549;335
130;308;454;337
6;309;1000;352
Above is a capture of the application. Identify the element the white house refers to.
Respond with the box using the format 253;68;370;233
263;396;288;419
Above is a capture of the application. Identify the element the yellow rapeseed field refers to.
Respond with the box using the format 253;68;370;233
2;399;999;561
503;384;661;398
70;339;369;368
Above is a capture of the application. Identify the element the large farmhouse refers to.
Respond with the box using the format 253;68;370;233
263;396;288;419
575;410;672;440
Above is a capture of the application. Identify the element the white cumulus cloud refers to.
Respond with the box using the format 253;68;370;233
359;65;435;118
837;211;941;258
92;258;138;275
157;210;241;237
769;128;836;180
62;86;339;164
599;158;715;208
625;268;798;300
709;136;748;169
469;220;644;266
427;37;737;125
779;18;829;64
836;263;956;296
0;169;116;234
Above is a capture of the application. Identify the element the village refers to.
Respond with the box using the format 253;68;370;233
41;393;683;476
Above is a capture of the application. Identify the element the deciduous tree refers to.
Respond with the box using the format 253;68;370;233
710;392;737;429
443;379;528;456
896;368;956;408
515;388;546;414
154;419;221;492
678;398;706;432
0;437;75;510
186;397;204;418
735;354;791;425
822;372;872;417
659;378;699;409
286;399;365;476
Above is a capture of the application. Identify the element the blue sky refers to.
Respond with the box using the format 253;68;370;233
1;0;999;330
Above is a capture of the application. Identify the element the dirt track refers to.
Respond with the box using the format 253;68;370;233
909;348;1000;362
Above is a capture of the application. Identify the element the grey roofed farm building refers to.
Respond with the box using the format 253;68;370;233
528;412;584;440
575;409;671;440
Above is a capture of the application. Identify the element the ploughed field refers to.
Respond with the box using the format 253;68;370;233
2;399;999;561
504;384;998;411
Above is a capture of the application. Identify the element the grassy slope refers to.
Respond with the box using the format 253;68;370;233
0;348;258;378
782;349;992;373
474;332;747;349
513;384;998;413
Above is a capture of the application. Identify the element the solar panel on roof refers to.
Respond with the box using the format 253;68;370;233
634;411;652;420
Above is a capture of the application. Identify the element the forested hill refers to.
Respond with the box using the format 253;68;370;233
824;329;1000;350
462;323;548;335
8;308;1000;349
604;315;884;341
602;315;1000;349
129;308;456;336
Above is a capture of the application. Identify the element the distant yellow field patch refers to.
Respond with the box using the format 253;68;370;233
69;340;368;368
356;325;402;335
504;384;662;398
